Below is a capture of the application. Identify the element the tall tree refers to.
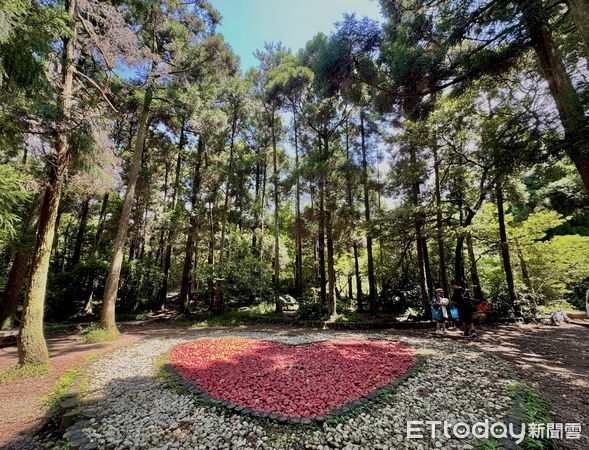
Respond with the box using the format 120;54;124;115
179;136;205;313
495;181;517;304
251;44;288;313
359;111;377;312
268;56;313;298
17;0;77;364
214;78;248;313
100;2;235;331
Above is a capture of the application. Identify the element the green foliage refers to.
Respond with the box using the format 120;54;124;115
80;323;119;343
192;230;275;308
475;438;500;450
45;259;109;321
526;234;589;300
471;205;589;306
43;322;79;334
476;383;555;450
0;164;31;244
183;303;285;327
518;385;556;450
0;0;69;89
296;298;329;321
0;0;27;44
42;365;82;413
0;363;50;384
119;259;164;311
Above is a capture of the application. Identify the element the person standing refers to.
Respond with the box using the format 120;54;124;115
585;287;589;318
431;288;449;335
452;280;476;338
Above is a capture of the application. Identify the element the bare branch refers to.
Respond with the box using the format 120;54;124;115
74;69;118;113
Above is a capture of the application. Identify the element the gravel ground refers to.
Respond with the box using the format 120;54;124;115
36;330;516;449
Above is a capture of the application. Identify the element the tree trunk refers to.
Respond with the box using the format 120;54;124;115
326;206;336;314
1;251;28;330
324;135;336;315
18;0;76;365
180;137;205;313
158;118;186;308
433;145;448;293
348;275;353;300
466;233;483;300
154;142;169;267
293;112;303;298
360;112;376;312
83;193;109;313
271;110;282;313
406;129;429;309
60;221;72;272
568;0;589;59
454;195;465;282
345;120;363;310
51;209;62;275
353;242;362;310
454;184;489;285
93;193;109;254
523;4;589;194
207;200;215;309
252;146;262;257
514;236;533;296
214;113;237;314
0;201;40;330
59;196;91;320
309;181;319;290
318;173;327;305
70;197;90;268
421;236;433;296
495;182;517;304
414;221;429;310
100;86;153;333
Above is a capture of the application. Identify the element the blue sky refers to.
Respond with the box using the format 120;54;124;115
211;0;383;72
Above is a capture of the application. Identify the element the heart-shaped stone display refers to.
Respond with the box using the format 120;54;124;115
169;337;415;419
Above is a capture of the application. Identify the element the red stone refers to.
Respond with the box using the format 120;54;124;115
170;337;414;419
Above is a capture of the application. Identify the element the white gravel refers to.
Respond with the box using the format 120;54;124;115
44;330;516;449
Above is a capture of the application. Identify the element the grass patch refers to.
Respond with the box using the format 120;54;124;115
518;385;556;450
0;363;50;384
42;365;82;412
537;301;582;314
43;322;79;334
476;383;555;450
155;355;212;409
177;304;288;328
475;438;500;449
115;311;153;322
80;323;119;343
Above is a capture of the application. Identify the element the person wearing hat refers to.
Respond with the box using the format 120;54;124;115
451;280;476;338
431;287;449;335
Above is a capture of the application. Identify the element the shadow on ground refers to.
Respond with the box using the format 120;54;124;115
476;323;589;450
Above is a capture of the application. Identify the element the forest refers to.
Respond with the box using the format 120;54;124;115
1;0;589;369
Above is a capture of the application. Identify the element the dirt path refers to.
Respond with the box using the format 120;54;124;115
475;323;589;450
387;322;589;449
0;321;189;447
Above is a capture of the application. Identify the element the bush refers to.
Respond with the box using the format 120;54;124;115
80;323;119;343
296;298;328;321
405;306;428;321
